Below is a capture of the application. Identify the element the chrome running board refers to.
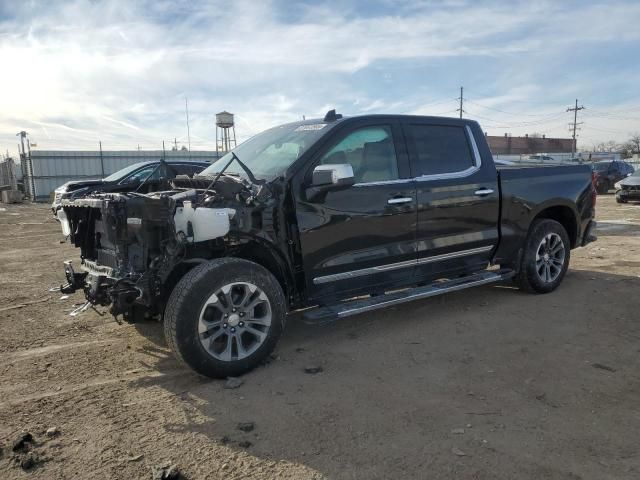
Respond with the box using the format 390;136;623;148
303;269;515;323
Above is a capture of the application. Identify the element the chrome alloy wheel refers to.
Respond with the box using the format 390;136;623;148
198;282;272;361
535;233;566;283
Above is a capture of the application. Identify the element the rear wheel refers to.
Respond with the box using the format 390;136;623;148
164;258;286;378
515;219;570;293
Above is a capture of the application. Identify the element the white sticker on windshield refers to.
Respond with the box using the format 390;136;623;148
295;124;326;131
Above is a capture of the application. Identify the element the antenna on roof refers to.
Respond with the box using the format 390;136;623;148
323;109;342;122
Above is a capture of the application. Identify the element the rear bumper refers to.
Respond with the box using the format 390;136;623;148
581;220;597;247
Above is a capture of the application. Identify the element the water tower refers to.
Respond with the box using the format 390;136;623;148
215;111;237;155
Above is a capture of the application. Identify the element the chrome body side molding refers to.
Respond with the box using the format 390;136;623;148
313;245;493;284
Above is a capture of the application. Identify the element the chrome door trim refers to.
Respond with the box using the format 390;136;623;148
466;124;483;167
416;245;493;265
353;178;414;187
312;245;494;284
313;259;416;285
387;197;413;205
317;125;485;187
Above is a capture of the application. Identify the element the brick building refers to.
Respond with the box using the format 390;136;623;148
486;134;575;155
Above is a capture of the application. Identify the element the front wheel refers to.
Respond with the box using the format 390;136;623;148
515;219;571;294
164;258;286;378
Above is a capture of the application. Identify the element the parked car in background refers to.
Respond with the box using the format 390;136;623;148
528;154;555;162
494;159;515;166
592;160;635;194
51;160;210;212
615;168;640;203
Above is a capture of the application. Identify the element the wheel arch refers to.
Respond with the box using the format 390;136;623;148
229;239;295;305
160;241;296;313
531;203;579;248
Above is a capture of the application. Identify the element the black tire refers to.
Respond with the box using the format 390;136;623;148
514;219;571;294
616;196;626;204
164;258;286;378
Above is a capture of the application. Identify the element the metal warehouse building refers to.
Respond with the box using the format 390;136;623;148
21;149;221;201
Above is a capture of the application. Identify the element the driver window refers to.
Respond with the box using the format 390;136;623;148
320;126;399;184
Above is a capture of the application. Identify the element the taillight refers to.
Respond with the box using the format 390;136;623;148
591;171;597;207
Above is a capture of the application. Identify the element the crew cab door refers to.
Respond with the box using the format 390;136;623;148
402;119;499;279
294;119;417;301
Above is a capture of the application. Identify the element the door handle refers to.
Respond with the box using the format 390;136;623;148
387;197;413;205
474;188;494;196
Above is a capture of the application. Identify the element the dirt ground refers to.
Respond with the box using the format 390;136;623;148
0;195;638;479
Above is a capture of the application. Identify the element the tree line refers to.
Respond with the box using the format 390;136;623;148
589;133;640;157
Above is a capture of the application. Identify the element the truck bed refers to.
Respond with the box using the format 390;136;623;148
493;162;594;265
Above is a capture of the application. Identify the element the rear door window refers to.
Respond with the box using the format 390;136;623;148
407;124;476;176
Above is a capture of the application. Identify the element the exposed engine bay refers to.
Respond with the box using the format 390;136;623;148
58;173;275;321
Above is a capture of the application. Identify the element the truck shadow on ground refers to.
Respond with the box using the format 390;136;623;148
129;268;640;479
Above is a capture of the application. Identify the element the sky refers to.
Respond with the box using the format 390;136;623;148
1;0;640;157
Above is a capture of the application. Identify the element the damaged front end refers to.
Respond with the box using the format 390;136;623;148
58;175;268;321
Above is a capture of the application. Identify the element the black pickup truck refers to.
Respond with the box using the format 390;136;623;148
57;111;597;378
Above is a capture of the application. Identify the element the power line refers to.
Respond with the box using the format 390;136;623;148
432;109;459;116
567;99;585;157
416;97;458;108
464;110;568;128
465;99;565;117
583;110;640;121
461;87;571;108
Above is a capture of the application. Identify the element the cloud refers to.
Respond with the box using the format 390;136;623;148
1;0;640;157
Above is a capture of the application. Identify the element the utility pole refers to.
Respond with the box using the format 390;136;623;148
185;98;191;152
16;131;28;158
99;140;105;178
567;99;585;157
456;86;464;118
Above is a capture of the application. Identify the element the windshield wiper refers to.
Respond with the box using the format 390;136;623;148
203;152;264;193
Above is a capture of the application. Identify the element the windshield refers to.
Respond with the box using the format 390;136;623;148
199;122;330;179
103;162;153;182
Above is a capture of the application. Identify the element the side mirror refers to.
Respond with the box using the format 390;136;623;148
312;164;355;187
306;164;355;202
